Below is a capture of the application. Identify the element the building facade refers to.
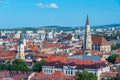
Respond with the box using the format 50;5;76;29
42;61;110;80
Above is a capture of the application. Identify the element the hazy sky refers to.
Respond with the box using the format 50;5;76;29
0;0;120;28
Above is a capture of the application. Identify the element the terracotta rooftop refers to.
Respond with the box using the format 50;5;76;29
0;50;17;59
100;71;118;78
44;56;102;65
47;43;63;48
115;57;120;63
116;48;120;53
31;71;75;80
62;34;72;41
52;71;66;77
92;36;111;46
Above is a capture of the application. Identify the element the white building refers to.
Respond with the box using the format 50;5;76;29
42;61;110;80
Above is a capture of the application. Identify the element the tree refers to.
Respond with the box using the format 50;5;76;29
76;71;97;80
108;54;120;64
32;60;47;72
12;59;31;72
111;44;120;50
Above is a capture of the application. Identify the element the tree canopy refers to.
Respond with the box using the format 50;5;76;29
12;59;31;72
111;44;120;50
0;59;31;72
76;71;97;80
32;60;48;72
108;54;120;64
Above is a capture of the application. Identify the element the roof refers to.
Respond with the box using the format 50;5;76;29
100;71;118;78
44;56;104;65
47;43;63;48
43;61;107;70
31;71;75;80
115;57;120;63
43;61;65;68
44;56;67;63
52;71;66;77
86;15;89;25
116;48;120;53
92;36;111;46
62;34;72;41
0;71;10;78
0;50;17;59
70;55;102;61
42;40;50;44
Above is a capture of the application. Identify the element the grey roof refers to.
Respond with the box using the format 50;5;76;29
69;55;101;61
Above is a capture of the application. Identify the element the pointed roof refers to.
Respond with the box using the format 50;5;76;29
86;15;89;25
92;36;111;46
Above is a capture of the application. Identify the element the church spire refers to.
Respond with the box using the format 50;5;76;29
86;15;89;25
84;15;92;51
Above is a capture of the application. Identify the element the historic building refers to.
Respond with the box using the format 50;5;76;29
92;36;111;52
42;61;110;80
84;16;111;52
84;16;92;50
16;33;25;59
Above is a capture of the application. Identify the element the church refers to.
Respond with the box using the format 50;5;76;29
83;16;111;52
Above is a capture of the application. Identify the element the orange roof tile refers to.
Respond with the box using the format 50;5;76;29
47;44;63;48
0;50;16;59
52;71;66;77
115;57;120;63
100;71;118;78
116;48;120;52
92;36;111;46
44;56;101;65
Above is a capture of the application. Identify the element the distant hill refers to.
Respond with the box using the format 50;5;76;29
92;23;120;28
40;26;76;32
0;23;120;31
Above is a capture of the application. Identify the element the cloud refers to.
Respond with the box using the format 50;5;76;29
36;3;58;9
49;3;58;9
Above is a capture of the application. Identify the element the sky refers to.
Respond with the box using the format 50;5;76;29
0;0;120;28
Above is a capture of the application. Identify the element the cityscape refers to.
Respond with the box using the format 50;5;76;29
0;0;120;80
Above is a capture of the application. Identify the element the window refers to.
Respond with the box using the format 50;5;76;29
66;71;67;74
68;71;70;75
51;70;53;73
71;71;73;75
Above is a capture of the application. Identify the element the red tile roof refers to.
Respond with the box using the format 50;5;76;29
12;74;29;80
47;44;63;48
116;48;120;53
42;40;50;44
52;71;66;77
0;71;10;78
0;50;16;59
62;35;72;40
100;71;118;78
59;45;74;49
31;71;75;80
92;36;111;46
115;57;120;63
44;56;101;65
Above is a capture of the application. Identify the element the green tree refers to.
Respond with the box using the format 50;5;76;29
76;71;97;80
108;54;120;64
111;44;120;50
12;59;31;72
32;60;47;72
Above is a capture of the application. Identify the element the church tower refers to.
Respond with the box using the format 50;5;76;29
84;15;92;51
16;33;25;60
